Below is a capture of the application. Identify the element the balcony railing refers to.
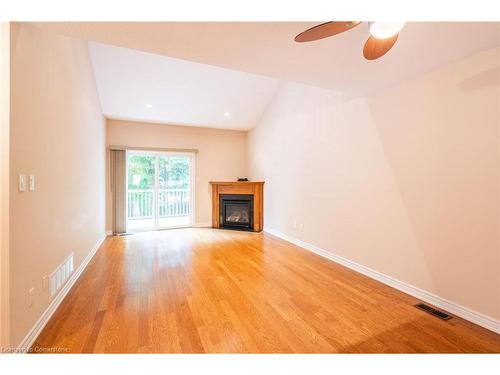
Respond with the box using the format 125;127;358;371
127;189;190;219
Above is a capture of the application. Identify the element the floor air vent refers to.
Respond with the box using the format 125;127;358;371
49;253;74;301
415;303;452;321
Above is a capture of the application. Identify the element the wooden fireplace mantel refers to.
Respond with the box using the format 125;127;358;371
210;181;264;232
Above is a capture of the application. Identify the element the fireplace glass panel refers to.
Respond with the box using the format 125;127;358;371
225;203;250;224
220;194;254;230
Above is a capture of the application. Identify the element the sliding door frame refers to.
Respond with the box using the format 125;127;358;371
125;149;196;233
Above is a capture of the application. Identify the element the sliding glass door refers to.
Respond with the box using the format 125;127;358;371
126;151;194;231
157;155;192;228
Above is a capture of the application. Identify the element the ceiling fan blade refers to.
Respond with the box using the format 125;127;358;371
295;21;361;42
363;34;398;60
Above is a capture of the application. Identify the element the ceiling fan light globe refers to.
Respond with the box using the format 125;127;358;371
369;22;405;39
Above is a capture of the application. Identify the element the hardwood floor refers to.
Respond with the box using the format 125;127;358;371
33;228;500;353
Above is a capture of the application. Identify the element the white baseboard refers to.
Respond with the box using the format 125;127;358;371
193;222;211;228
264;227;500;334
106;224;210;234
17;234;107;351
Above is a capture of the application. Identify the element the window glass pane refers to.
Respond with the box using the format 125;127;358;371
159;155;190;189
127;155;155;190
126;154;156;230
158;155;191;228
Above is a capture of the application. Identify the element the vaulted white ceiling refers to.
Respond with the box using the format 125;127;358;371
88;42;279;130
36;22;500;93
34;22;500;129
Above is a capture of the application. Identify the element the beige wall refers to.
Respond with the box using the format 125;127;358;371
248;47;500;320
9;23;106;346
0;22;10;348
106;119;247;231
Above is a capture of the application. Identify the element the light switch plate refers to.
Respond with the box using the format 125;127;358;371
18;174;26;192
29;174;35;191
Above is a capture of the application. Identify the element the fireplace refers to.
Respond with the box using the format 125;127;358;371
219;194;254;230
210;181;264;232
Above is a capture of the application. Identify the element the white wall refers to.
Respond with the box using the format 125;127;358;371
106;119;247;231
248;47;500;321
9;23;106;346
0;22;10;348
